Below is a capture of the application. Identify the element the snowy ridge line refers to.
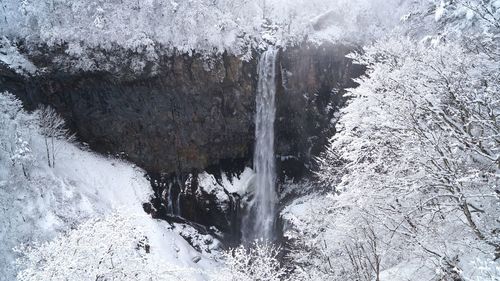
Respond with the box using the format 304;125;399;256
0;0;406;72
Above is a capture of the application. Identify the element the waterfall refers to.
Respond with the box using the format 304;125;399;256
243;48;278;242
175;187;182;216
167;183;174;214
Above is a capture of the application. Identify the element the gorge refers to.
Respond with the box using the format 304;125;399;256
2;1;498;280
0;42;364;244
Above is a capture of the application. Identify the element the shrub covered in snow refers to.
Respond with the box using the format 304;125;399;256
210;241;285;281
15;213;188;281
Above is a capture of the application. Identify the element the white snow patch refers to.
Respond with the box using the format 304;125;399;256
1;131;218;279
197;167;255;206
220;167;255;196
380;260;435;281
198;172;230;204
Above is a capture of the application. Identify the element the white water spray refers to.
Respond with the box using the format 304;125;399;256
243;48;278;242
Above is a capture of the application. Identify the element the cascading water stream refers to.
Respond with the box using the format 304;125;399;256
243;48;278;243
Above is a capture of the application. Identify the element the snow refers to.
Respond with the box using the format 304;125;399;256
172;223;222;257
379;253;500;281
379;260;435;281
281;197;316;240
435;1;446;21
220;167;255;196
198;172;230;204
197;167;255;206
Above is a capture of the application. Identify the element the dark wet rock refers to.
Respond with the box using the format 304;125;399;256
276;43;365;180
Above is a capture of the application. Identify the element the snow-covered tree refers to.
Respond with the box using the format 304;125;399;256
34;105;74;168
16;213;188;281
211;241;286;281
0;0;409;72
0;91;35;178
284;1;499;280
10;134;35;178
0;91;25;153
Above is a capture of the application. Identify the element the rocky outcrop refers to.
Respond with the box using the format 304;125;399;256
0;42;364;242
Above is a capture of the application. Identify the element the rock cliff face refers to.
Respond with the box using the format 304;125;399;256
277;44;364;179
0;43;364;242
1;52;258;175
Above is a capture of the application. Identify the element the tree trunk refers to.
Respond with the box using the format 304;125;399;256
45;137;51;168
51;137;55;168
